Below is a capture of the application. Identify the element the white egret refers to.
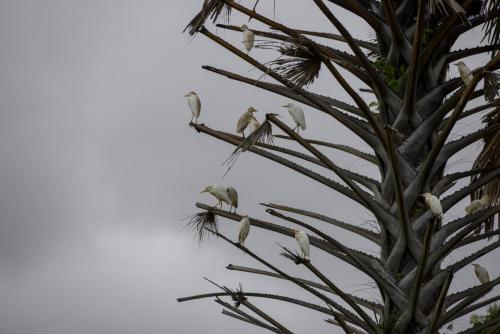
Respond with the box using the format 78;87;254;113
248;116;260;133
454;61;473;85
184;91;201;124
282;103;306;133
421;193;444;220
472;263;490;284
201;185;230;208
236;107;258;137
238;214;251;245
241;25;254;54
293;229;310;260
226;186;238;213
465;195;490;215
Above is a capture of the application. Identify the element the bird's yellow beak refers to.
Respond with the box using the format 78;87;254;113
184;94;189;97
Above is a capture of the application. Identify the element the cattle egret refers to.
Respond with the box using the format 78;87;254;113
465;195;490;215
238;214;251;245
248;116;260;133
201;185;230;208
472;263;490;284
241;25;254;54
236;107;258;137
293;229;310;260
454;62;473;85
226;186;238;213
282;103;306;133
421;193;444;220
184;91;201;124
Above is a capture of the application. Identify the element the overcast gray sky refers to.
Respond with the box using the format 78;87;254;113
0;1;497;333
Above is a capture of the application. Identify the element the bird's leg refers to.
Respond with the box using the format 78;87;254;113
293;125;299;133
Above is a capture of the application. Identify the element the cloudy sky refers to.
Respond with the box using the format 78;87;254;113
0;1;497;333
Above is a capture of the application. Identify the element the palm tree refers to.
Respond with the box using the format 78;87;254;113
178;1;500;333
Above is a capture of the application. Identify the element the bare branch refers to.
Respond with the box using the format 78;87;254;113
192;123;368;206
427;271;453;334
216;298;281;333
445;277;500;309
200;26;387;156
274;135;378;165
207;229;373;332
217;24;379;52
303;261;382;334
261;202;381;245
240;299;295;334
267;114;394;229
195;202;357;268
446;295;500;323
221;309;280;334
225;264;383;313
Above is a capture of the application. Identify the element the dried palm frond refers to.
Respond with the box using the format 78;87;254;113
263;42;322;87
186;211;218;243
183;0;233;36
430;0;467;16
482;0;500;47
278;244;306;265
223;119;273;176
471;107;500;238
484;71;500;102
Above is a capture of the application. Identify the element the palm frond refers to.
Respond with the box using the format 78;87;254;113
482;0;500;47
223;119;273;176
484;71;500;102
261;42;322;87
186;211;218;243
184;0;232;36
471;107;500;238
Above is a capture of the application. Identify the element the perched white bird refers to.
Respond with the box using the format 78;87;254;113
421;192;444;220
248;116;260;133
454;61;473;86
238;214;251;245
226;186;238;213
201;185;230;208
282;103;306;133
241;25;254;54
465;195;490;215
236;107;258;137
184;91;201;124
472;263;490;284
294;229;310;260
